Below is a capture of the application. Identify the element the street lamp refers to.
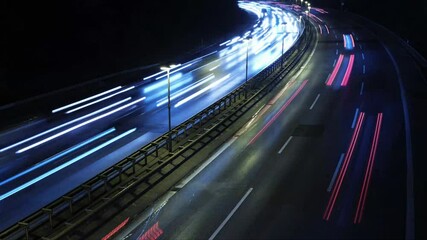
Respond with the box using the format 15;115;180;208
307;6;311;17
243;36;252;99
305;10;309;18
160;64;177;152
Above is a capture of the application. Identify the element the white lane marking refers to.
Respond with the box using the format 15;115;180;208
363;65;366;74
175;137;237;189
327;153;345;192
333;59;337;67
360;82;365;95
351;108;360;129
336;49;339;55
278;136;293;154
362;53;365;60
209;188;254;240
325;73;331;84
309;94;321;110
359;44;362;50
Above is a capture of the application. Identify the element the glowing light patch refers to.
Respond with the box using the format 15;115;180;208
138;222;163;240
102;217;130;240
175;74;230;107
144;73;183;93
155;63;193;80
156;74;215;107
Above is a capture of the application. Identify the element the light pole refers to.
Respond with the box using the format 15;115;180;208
160;64;177;152
244;36;252;99
307;6;311;18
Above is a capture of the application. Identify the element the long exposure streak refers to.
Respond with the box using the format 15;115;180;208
341;54;355;86
249;80;308;145
326;54;344;86
323;112;366;220
354;113;383;223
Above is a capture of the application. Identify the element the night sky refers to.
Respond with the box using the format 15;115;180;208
0;0;252;105
311;0;427;58
0;0;425;105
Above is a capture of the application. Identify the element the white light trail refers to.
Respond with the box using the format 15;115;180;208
16;97;145;154
66;86;135;114
0;98;132;153
0;128;136;201
52;86;122;113
156;74;215;107
175;74;230;108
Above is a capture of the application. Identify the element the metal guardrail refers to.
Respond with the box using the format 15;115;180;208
0;19;316;240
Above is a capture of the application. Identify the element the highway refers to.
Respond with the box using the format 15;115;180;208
0;2;303;232
112;3;426;240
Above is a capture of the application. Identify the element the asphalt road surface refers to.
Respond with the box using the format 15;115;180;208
116;4;426;240
0;2;303;232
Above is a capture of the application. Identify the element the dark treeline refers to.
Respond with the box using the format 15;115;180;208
0;0;253;105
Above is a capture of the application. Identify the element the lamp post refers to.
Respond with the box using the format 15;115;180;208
244;36;252;99
307;6;311;17
160;64;177;152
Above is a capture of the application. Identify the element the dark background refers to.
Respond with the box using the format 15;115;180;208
0;0;253;106
0;0;426;106
310;0;427;58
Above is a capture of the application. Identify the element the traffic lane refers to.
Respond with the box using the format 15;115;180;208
0;126;161;231
0;33;301;233
0;2;299;158
0;7;300;163
215;26;406;240
0;28;297;167
123;77;314;240
0;52;272;198
122;23;338;239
